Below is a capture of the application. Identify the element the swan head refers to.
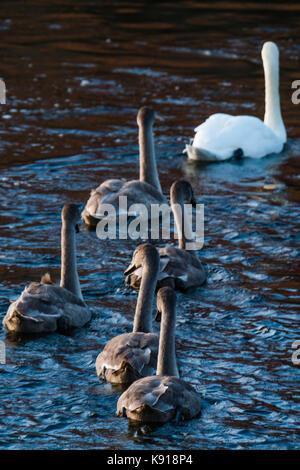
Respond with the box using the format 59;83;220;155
170;180;197;207
156;286;176;322
62;203;81;231
261;41;279;66
137;106;154;127
124;242;159;276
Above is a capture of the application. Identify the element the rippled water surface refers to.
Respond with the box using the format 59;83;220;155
0;1;299;450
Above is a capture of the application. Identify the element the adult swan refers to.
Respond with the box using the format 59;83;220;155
185;42;286;161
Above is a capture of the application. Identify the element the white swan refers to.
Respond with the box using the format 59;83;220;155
185;42;286;161
3;204;91;334
95;243;160;384
117;287;201;423
82;106;167;227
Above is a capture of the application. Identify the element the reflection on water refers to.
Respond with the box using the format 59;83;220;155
0;0;299;450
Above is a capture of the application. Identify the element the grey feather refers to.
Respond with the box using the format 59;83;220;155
82;179;166;227
117;375;201;423
126;246;207;291
3;282;91;334
96;332;159;384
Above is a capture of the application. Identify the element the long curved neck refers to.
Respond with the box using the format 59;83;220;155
156;301;178;377
133;262;158;333
139;121;162;193
60;222;82;299
263;54;286;142
171;195;193;251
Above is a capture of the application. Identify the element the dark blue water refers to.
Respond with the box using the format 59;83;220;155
0;1;299;450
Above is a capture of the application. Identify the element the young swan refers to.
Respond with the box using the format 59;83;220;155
82;106;167;227
117;287;201;423
185;41;286;161
125;180;207;291
3;204;91;334
96;243;160;384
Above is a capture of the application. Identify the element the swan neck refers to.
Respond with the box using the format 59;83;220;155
263;53;286;142
171;195;193;251
156;302;178;377
133;262;158;333
60;222;82;299
139;121;162;193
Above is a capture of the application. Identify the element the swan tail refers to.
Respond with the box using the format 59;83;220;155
184;145;244;162
184;144;220;162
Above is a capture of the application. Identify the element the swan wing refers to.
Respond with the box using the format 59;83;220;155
190;114;284;160
117;376;172;416
96;332;159;383
84;179;167;223
125;246;206;290
3;283;91;333
82;179;125;222
158;246;207;290
97;180;167;216
117;376;201;422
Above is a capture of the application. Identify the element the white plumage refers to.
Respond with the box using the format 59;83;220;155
185;42;286;161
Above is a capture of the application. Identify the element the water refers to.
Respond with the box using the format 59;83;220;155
0;0;299;450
